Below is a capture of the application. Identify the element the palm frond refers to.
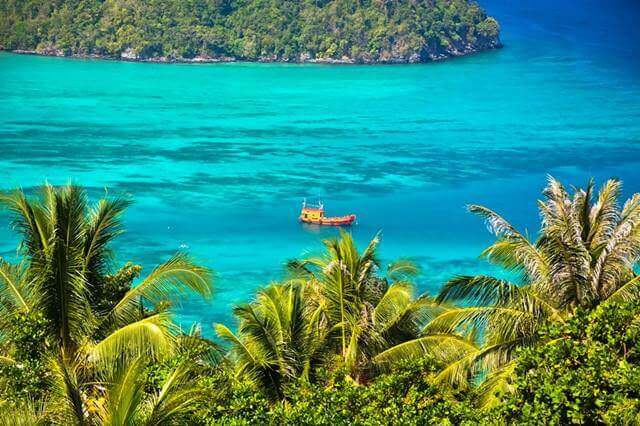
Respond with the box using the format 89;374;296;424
0;259;32;312
42;184;96;349
98;357;146;425
83;196;131;277
215;323;267;370
437;275;521;306
0;187;52;255
374;281;413;327
433;348;480;390
110;253;213;322
424;306;535;343
476;362;516;410
0;399;50;426
91;313;175;367
386;259;419;282
605;275;640;303
144;362;203;424
588;178;622;247
373;334;477;370
47;353;86;425
470;205;549;282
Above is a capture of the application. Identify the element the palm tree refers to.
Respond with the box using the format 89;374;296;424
382;177;640;406
286;231;450;383
215;282;320;399
217;232;451;395
0;183;214;419
0;355;210;425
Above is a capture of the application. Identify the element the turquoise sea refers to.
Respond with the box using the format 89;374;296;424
0;0;639;332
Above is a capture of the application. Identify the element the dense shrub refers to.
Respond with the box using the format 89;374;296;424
0;311;50;401
198;357;493;425
501;300;640;424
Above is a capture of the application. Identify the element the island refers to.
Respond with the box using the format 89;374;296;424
0;0;500;64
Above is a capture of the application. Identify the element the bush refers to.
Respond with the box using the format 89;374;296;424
0;311;50;401
501;300;640;424
199;356;489;425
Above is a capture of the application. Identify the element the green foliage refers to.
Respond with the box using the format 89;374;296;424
501;300;640;424
217;231;455;403
92;262;141;314
0;182;214;423
199;356;490;425
427;177;640;403
0;178;638;423
270;357;486;425
199;372;273;424
0;0;501;62
0;311;49;400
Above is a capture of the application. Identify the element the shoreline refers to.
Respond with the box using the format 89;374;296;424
3;44;502;65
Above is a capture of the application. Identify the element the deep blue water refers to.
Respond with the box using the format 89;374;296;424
0;0;638;332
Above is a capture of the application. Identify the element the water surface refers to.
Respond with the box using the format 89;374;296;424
0;0;639;331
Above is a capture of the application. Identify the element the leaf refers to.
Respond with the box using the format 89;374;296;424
374;334;477;369
91;313;175;367
110;253;213;322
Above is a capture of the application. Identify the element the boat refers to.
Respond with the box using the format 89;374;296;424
299;199;356;226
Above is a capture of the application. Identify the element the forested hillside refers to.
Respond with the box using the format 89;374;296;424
0;0;500;63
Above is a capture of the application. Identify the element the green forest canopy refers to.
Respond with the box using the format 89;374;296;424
0;0;500;62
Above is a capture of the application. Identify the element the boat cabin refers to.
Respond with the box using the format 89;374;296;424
300;200;324;222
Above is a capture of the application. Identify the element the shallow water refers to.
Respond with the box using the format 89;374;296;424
0;0;639;332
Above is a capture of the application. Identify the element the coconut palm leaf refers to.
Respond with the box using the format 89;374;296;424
424;306;535;342
173;326;224;366
386;259;419;282
0;187;52;255
588;179;622;247
41;185;96;350
91;313;175;367
47;353;87;425
83;197;131;279
469;205;549;282
0;399;50;426
374;334;477;370
110;253;212;322
215;322;284;396
215;323;269;370
437;275;523;306
375;285;444;339
0;260;32;312
144;362;204;424
476;362;516;409
433;347;482;390
591;194;640;298
439;276;562;321
373;281;413;328
97;357;146;426
605;275;640;303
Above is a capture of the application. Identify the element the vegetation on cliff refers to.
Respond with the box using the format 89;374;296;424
0;0;500;63
0;176;639;424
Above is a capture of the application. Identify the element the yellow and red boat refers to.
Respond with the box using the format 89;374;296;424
299;200;356;226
